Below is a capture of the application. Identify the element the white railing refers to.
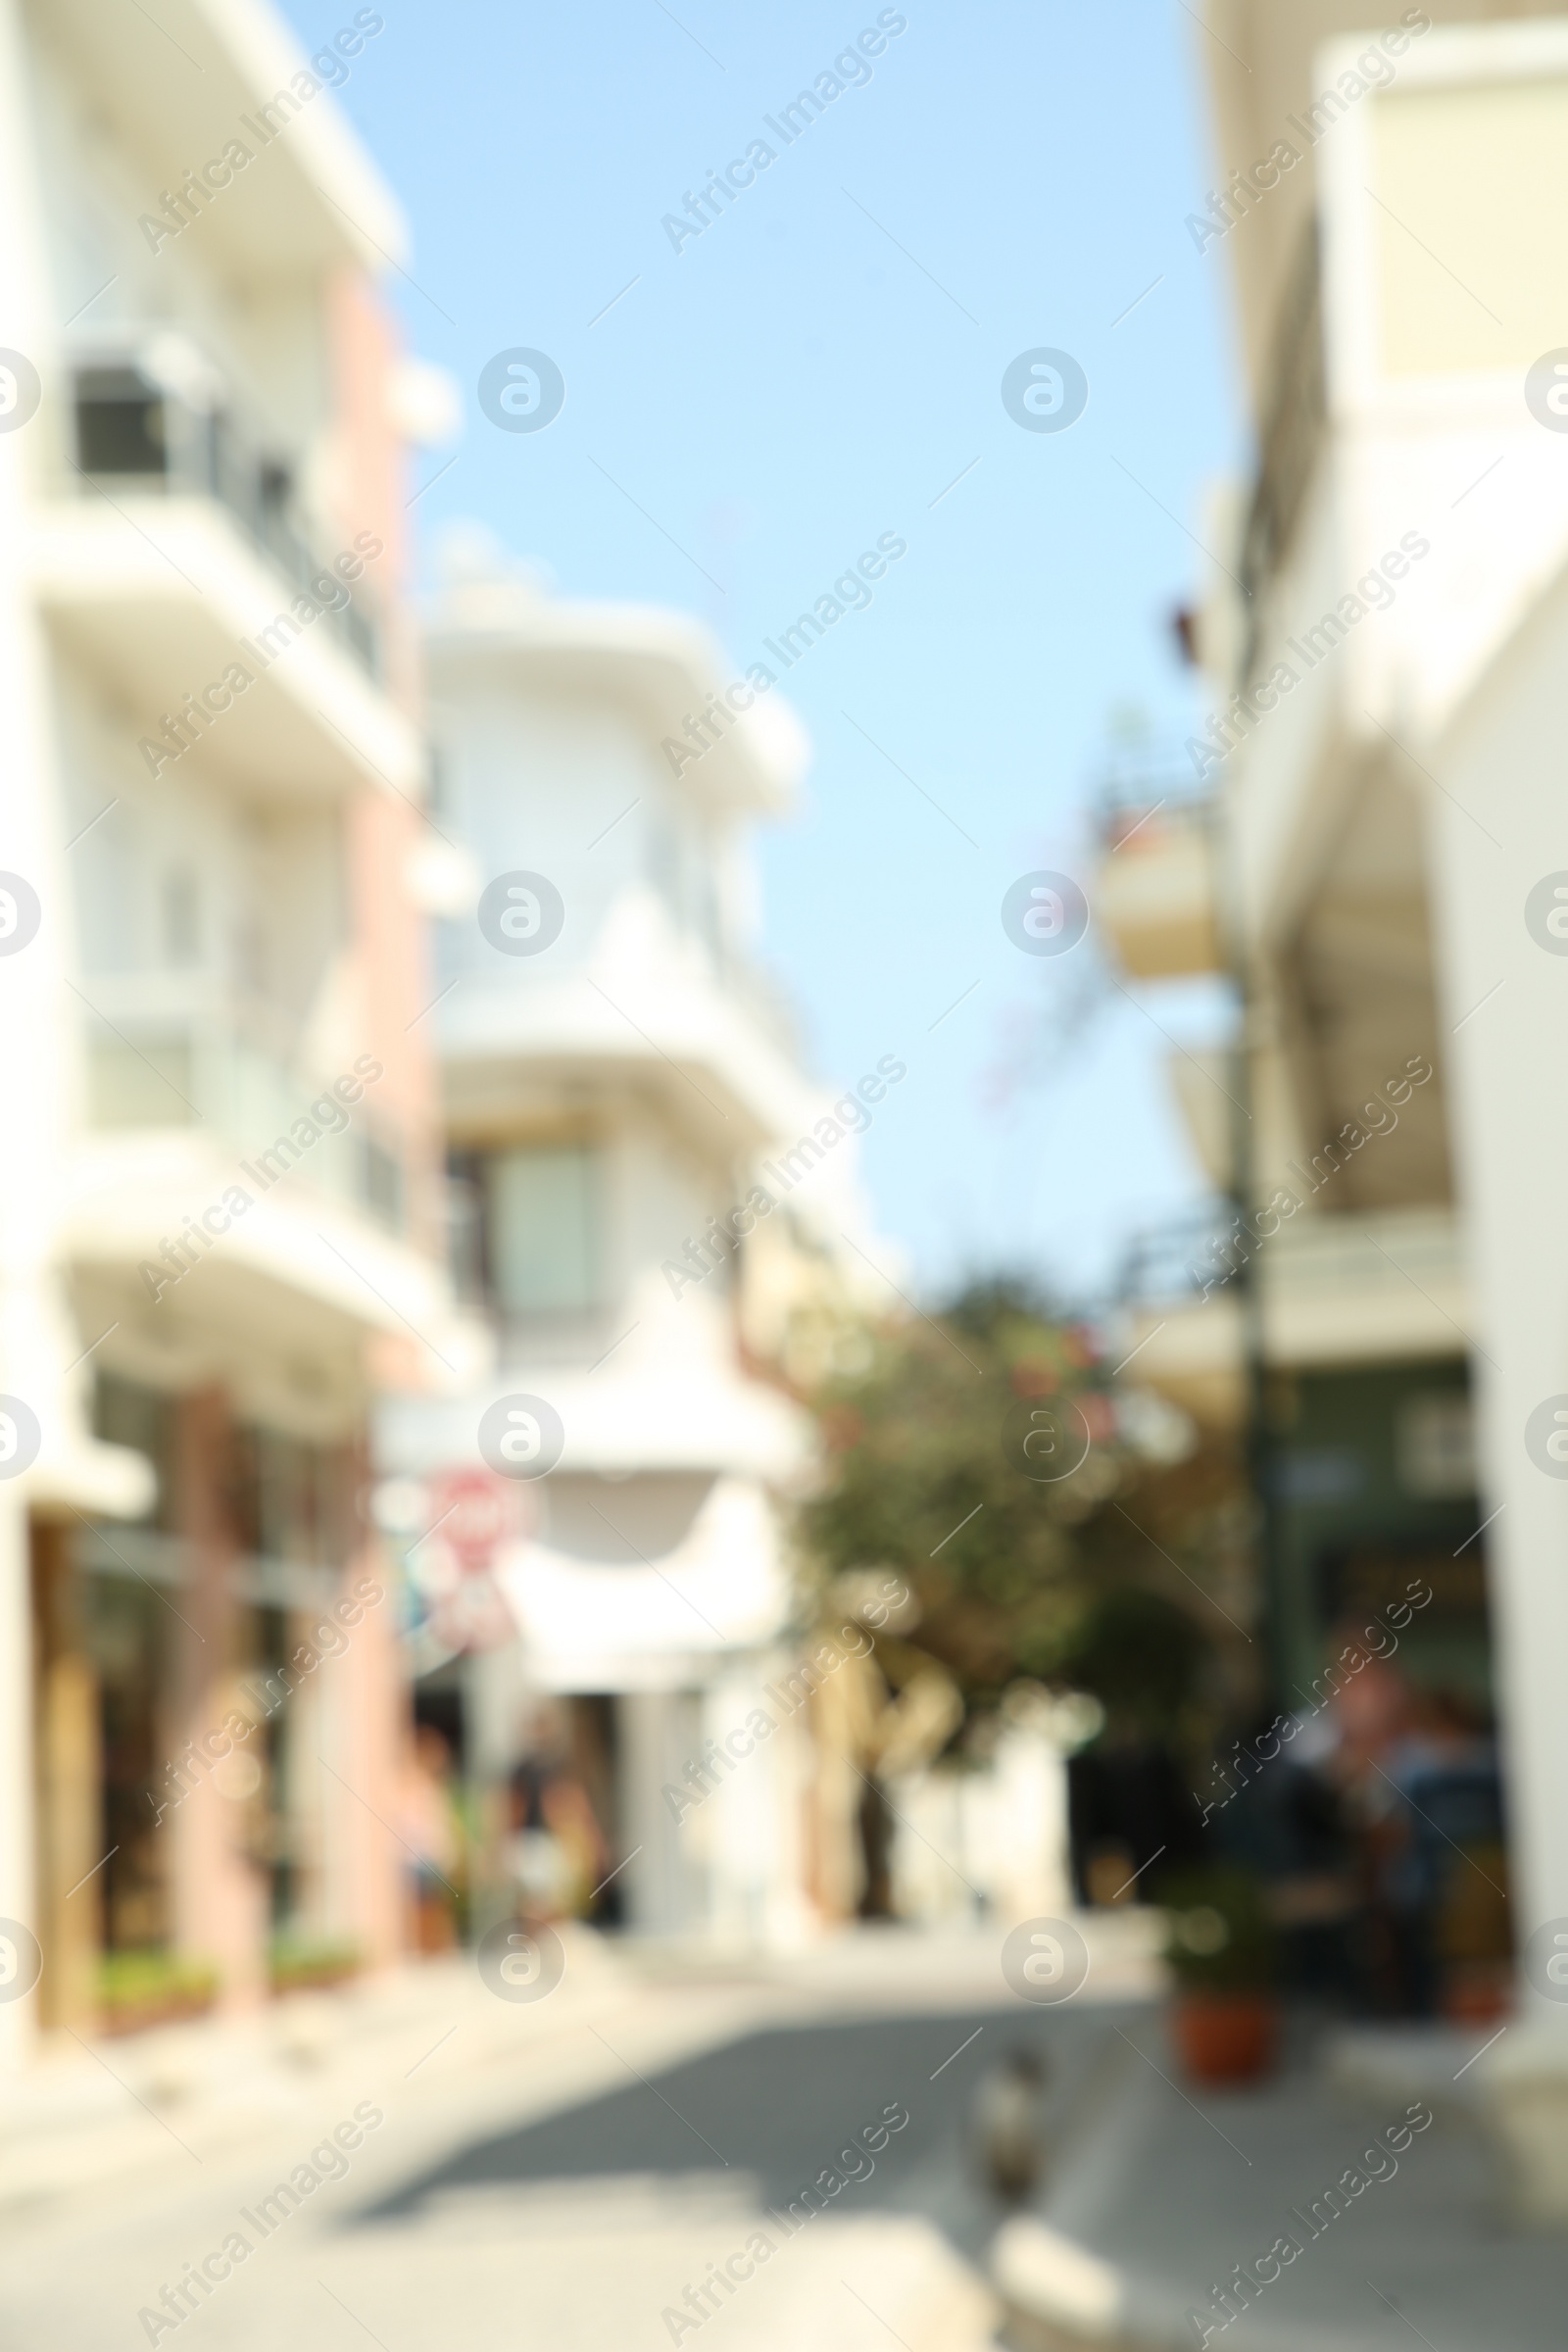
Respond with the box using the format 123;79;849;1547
79;994;401;1230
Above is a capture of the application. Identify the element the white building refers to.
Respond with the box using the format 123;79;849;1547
380;543;887;1947
0;0;455;2056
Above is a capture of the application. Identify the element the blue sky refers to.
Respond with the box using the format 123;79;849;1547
280;0;1245;1306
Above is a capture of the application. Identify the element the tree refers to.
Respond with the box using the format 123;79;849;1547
798;1277;1252;1743
800;1279;1112;1704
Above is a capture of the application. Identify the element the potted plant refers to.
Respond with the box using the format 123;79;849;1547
98;1949;220;2035
269;1935;361;1995
1160;1866;1280;2084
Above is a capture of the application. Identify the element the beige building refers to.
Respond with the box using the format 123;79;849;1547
1102;0;1568;2203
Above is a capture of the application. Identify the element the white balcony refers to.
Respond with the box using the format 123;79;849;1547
31;491;419;802
380;1313;809;1488
441;892;824;1151
1119;1205;1468;1425
58;1003;460;1392
429;586;808;820
1096;799;1221;980
35;0;406;285
64;1126;445;1339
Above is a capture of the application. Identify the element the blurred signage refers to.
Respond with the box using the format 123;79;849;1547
431;1465;517;1571
419;1466;521;1653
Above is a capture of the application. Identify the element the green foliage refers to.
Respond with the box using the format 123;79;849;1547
1159;1864;1278;1992
269;1935;360;1992
799;1279;1118;1703
98;1948;219;2022
1054;1588;1208;1743
797;1278;1250;1753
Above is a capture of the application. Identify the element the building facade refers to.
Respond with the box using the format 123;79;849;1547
378;542;887;1948
1103;0;1568;2197
0;0;452;2055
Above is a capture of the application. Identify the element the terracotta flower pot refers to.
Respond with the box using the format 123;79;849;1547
1441;1963;1511;2025
1170;1991;1280;2083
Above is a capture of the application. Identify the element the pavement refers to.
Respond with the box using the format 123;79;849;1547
995;2010;1568;2352
0;1918;1156;2352
1;1921;1562;2352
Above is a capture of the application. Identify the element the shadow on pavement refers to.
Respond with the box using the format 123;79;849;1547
365;2000;1141;2266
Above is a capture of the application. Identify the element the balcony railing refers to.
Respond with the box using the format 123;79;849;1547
1120;1203;1463;1311
80;995;405;1234
1093;750;1214;852
1094;762;1223;981
72;361;380;679
1118;1202;1239;1304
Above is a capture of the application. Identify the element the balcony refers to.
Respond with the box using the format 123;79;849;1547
1094;775;1222;981
74;363;379;677
440;895;822;1152
53;982;461;1369
38;0;406;287
1116;1204;1469;1425
78;989;405;1235
28;347;421;802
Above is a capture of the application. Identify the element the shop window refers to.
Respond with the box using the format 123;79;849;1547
230;1425;353;1566
1396;1394;1475;1499
92;1374;176;1530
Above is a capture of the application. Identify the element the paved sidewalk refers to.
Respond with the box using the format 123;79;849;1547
995;2010;1566;2352
0;1926;643;2220
0;1915;1162;2221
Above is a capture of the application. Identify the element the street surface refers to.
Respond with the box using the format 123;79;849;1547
9;1924;1561;2352
0;1929;1155;2352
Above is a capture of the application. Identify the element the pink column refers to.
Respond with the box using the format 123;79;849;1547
331;1439;407;1970
169;1388;268;2012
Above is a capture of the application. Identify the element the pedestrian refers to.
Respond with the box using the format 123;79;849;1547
400;1724;460;1953
505;1702;606;1926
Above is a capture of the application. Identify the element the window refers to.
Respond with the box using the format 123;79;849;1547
360;1135;405;1230
231;1425;353;1564
487;1144;600;1316
74;367;168;475
445;1152;485;1300
93;1374;176;1531
162;867;200;965
1396;1394;1475;1499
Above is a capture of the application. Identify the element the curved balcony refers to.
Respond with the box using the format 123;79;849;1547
1095;781;1222;981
